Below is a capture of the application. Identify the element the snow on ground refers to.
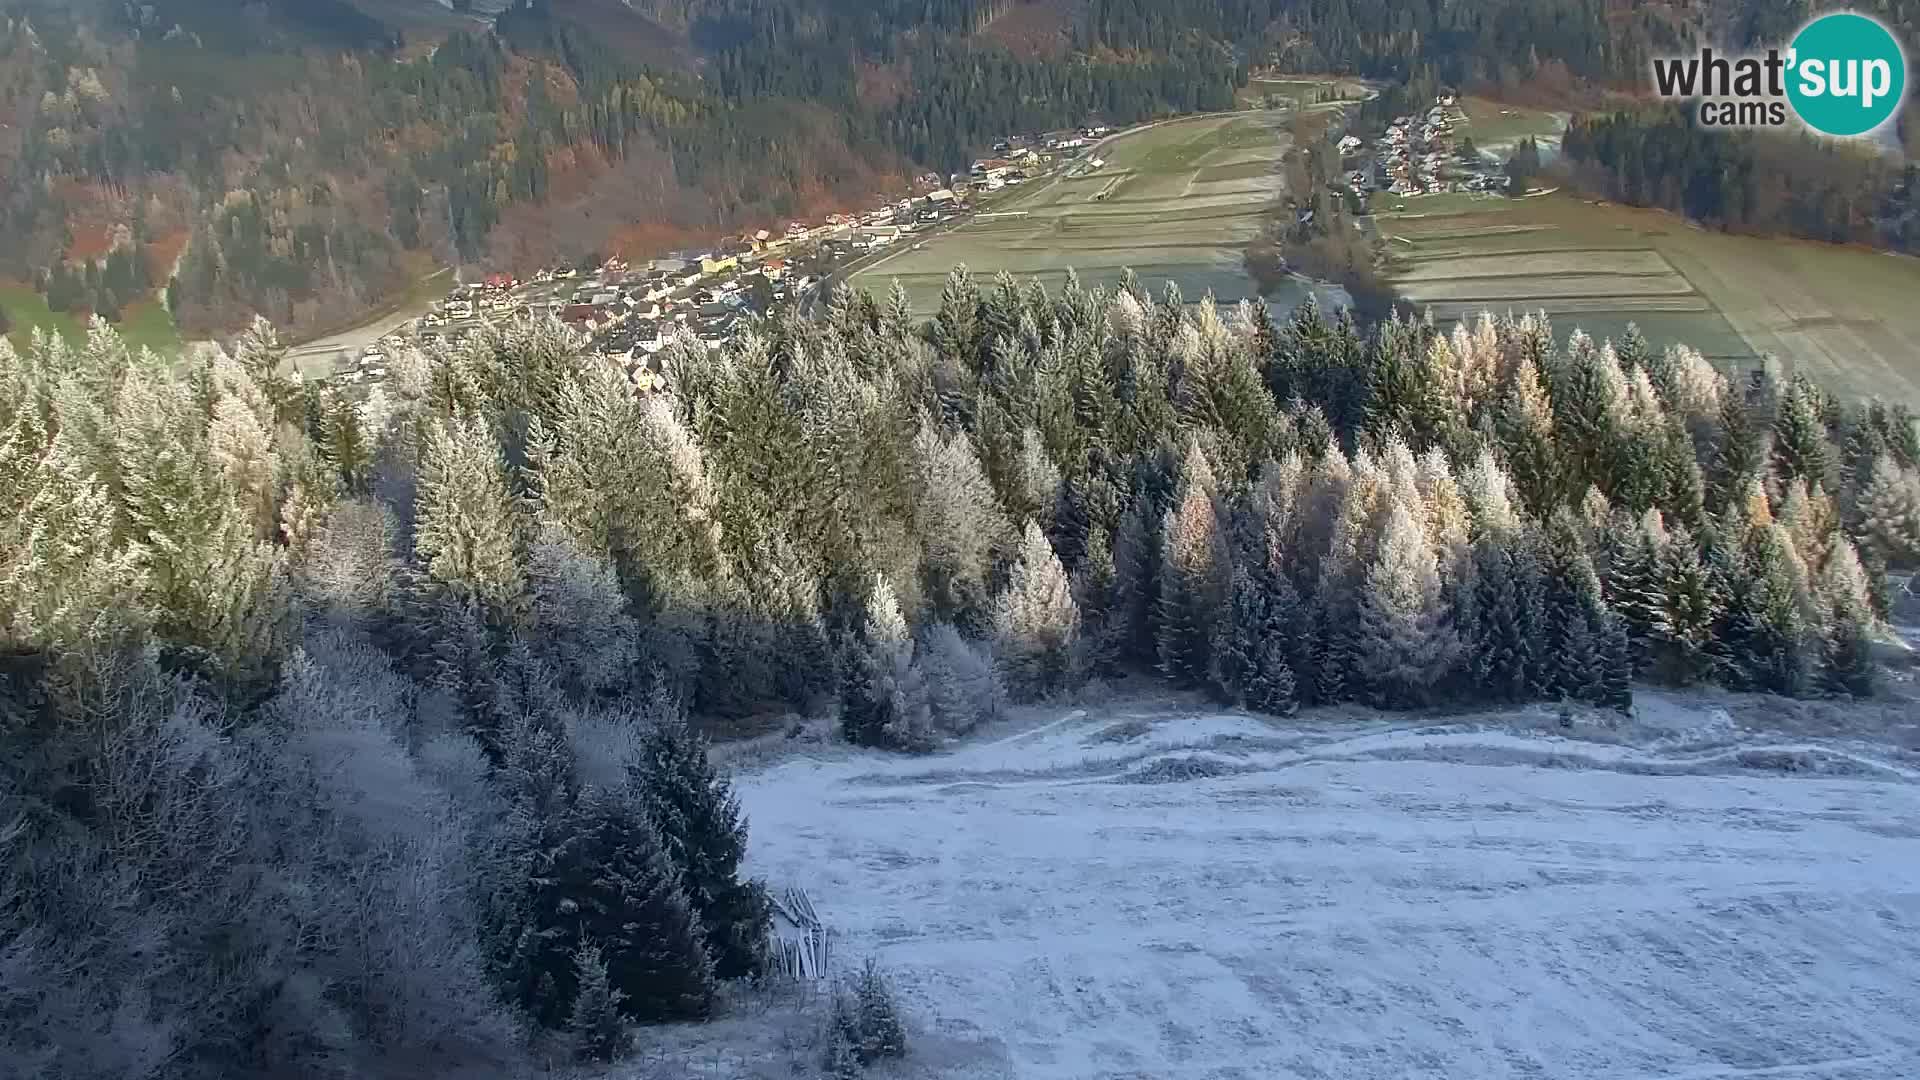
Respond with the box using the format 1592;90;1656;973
734;695;1920;1079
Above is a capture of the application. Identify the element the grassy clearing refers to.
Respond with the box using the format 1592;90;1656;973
1376;193;1920;405
1237;75;1373;109
854;113;1293;316
1458;97;1568;148
1;281;183;355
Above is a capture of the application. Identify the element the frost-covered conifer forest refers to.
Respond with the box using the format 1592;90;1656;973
4;268;1920;1078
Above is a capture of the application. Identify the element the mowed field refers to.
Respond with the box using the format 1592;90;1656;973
1377;194;1920;406
852;113;1301;317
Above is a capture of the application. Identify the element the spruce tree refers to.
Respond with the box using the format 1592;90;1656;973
1541;512;1612;705
1110;499;1161;667
1496;355;1562;516
1817;540;1877;698
1709;392;1768;513
1211;563;1266;705
1248;637;1300;717
840;576;932;751
1603;510;1668;676
523;788;716;1026
1304;599;1351;706
1718;525;1812;696
1653;526;1723;686
415;410;524;613
1771;374;1833;488
1551;334;1629;497
852;959;908;1063
635;714;772;981
1072;523;1122;671
1464;532;1541;702
1212;561;1299;715
825;998;863;1080
1598;611;1635;715
1857;456;1920;566
910;423;1008;629
568;941;632;1063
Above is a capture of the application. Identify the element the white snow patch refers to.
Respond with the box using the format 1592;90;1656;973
738;704;1920;1078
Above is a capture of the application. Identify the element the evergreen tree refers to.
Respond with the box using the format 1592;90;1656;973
1248;636;1300;716
1497;355;1562;515
635;713;773;981
1817;539;1877;698
825;997;864;1080
1653;526;1723;686
568;941;632;1063
1540;512;1614;705
1211;562;1298;715
1709;392;1768;513
1603;510;1668;676
1718;524;1812;696
1551;333;1629;498
1109;499;1161;667
910;422;1009;629
840;575;933;751
416;410;525;613
1464;532;1544;702
1771;374;1833;488
1597;610;1634;715
852;959;908;1063
522;787;716;1026
1857;455;1920;565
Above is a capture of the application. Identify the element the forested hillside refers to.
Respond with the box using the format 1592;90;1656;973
10;0;1911;341
6;265;1920;1074
1562;108;1920;252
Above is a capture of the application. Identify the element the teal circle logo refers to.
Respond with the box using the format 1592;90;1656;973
1786;13;1906;137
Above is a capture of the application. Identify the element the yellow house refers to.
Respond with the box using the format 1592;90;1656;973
701;253;739;275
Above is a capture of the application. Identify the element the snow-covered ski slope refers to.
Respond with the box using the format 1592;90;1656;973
738;697;1920;1079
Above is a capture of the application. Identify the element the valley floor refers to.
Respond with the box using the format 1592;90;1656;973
721;693;1920;1079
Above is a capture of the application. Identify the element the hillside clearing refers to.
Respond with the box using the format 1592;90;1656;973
1;280;182;355
721;694;1920;1079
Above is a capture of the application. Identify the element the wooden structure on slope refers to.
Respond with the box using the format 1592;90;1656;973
768;887;833;982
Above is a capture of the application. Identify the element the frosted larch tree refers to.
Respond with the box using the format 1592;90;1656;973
992;520;1083;697
1156;439;1232;684
1355;500;1458;707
